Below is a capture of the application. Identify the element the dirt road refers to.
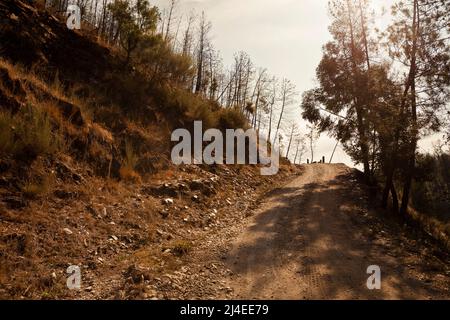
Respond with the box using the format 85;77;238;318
218;164;449;299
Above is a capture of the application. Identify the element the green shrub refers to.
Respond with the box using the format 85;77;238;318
171;240;192;256
0;111;14;155
412;153;450;223
217;107;248;130
21;177;50;199
0;104;62;161
155;86;217;129
135;35;194;85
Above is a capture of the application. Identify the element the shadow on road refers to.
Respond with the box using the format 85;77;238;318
225;165;449;299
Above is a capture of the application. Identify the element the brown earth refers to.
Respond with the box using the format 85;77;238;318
1;163;449;299
1;0;448;302
164;164;449;300
0;162;301;299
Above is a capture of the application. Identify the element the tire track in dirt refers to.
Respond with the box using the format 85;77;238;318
220;164;449;299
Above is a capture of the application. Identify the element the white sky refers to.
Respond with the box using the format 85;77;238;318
153;0;443;167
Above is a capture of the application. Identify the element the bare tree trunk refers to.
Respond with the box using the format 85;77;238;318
195;12;206;94
257;111;262;133
251;69;266;129
358;0;371;71
267;86;275;143
182;14;194;56
273;92;286;145
172;15;183;52
329;140;339;164
294;142;300;164
285;124;295;158
93;0;98;27
346;0;371;183
100;0;107;38
165;0;177;42
400;0;419;217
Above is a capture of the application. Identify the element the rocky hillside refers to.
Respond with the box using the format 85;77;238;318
0;0;302;299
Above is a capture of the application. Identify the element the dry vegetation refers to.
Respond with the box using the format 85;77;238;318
0;0;294;299
0;0;448;300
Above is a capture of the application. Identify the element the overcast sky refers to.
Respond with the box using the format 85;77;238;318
153;0;442;167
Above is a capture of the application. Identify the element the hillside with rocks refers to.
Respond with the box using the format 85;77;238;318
0;1;303;299
0;0;449;301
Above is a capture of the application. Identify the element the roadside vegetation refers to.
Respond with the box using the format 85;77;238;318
301;0;450;245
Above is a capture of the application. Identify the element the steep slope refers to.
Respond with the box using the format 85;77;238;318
0;0;301;299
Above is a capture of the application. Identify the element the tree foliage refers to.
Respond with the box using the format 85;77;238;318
302;0;450;215
108;0;159;62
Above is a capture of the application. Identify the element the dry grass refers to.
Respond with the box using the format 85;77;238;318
392;185;450;250
21;177;51;199
90;123;114;143
0;60;72;160
119;167;142;184
0;58;90;120
407;207;450;250
0;105;62;160
124;140;139;169
119;140;141;183
0;111;14;154
0;59;113;164
0;59;62;101
170;240;192;256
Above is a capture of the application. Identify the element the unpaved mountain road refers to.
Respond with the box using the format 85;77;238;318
219;164;450;299
210;164;449;300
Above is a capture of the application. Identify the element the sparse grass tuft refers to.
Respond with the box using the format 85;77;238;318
119;140;141;183
21;177;50;199
0;104;63;162
119;166;142;184
123;140;139;170
407;207;450;250
217;107;248;130
0;111;14;155
171;240;192;256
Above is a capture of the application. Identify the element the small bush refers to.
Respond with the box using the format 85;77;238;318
119;166;142;184
21;176;50;199
171;240;192;256
134;35;194;85
150;84;220;129
217;107;248;130
123;140;139;170
0;105;63;161
120;140;141;183
22;106;54;155
0;111;14;155
185;98;217;129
